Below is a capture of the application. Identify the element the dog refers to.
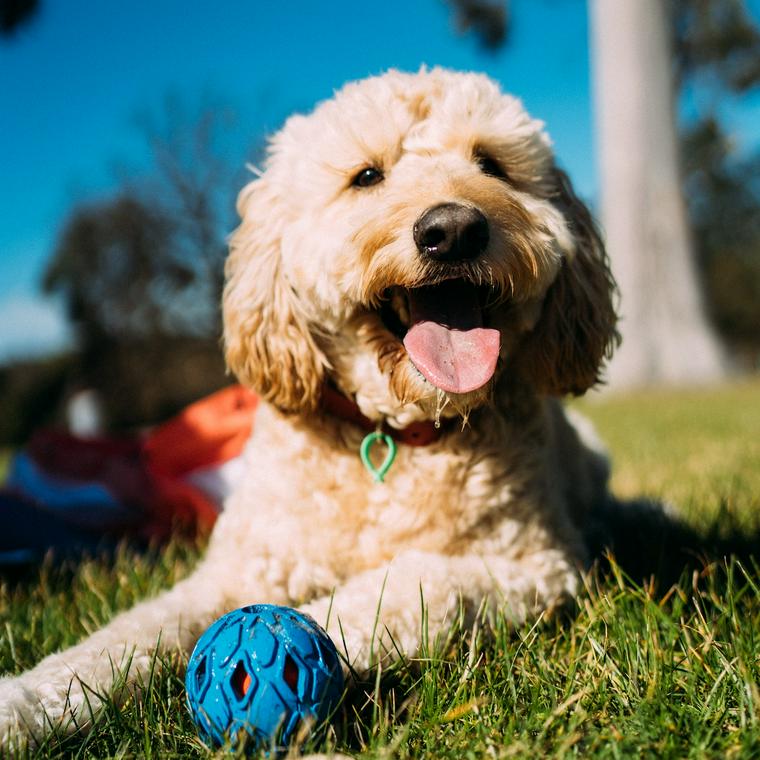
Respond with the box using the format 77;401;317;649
0;67;618;748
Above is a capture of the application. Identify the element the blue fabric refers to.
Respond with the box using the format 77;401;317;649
5;452;140;531
8;452;121;511
0;491;111;564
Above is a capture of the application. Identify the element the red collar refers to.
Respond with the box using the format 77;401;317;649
321;385;448;447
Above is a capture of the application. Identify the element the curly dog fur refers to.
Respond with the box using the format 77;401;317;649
0;68;619;748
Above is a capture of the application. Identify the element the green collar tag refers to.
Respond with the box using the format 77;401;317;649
360;431;397;482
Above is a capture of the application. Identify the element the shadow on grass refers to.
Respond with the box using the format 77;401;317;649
588;496;760;589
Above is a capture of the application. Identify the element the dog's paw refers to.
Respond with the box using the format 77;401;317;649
301;597;370;675
0;669;93;751
302;595;415;677
0;675;41;751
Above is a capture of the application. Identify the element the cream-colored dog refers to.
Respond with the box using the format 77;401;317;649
0;68;618;748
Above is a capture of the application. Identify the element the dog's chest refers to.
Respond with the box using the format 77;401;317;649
231;410;518;574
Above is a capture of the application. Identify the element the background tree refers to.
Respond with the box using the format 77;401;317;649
126;93;247;336
591;0;728;388
0;0;39;36
41;95;249;429
447;0;509;49
683;119;760;362
45;194;186;341
674;0;760;365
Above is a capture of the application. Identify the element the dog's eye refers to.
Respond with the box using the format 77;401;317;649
475;153;509;182
352;167;384;188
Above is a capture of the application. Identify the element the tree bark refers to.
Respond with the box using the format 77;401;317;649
590;0;728;388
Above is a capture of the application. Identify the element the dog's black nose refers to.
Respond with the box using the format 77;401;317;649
413;203;489;263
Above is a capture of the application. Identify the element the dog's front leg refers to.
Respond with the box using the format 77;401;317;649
0;567;219;748
0;549;290;750
301;548;579;675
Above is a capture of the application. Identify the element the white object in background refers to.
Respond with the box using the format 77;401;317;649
66;389;104;436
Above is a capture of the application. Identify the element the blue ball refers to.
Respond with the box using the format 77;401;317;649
185;604;344;750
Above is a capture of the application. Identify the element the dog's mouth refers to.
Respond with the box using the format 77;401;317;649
378;279;502;394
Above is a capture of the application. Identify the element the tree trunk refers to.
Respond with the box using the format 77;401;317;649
589;0;728;389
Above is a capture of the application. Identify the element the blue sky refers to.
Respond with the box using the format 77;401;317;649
0;0;758;362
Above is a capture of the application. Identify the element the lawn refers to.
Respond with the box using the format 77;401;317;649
2;379;760;758
0;448;11;484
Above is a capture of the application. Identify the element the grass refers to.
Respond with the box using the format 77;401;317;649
0;448;11;483
2;379;760;758
577;380;760;523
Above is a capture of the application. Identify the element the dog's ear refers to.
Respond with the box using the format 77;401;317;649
223;177;328;413
516;168;620;396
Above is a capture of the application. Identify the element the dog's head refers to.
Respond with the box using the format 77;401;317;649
224;69;619;426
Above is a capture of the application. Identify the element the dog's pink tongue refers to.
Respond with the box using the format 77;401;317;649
403;281;500;394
